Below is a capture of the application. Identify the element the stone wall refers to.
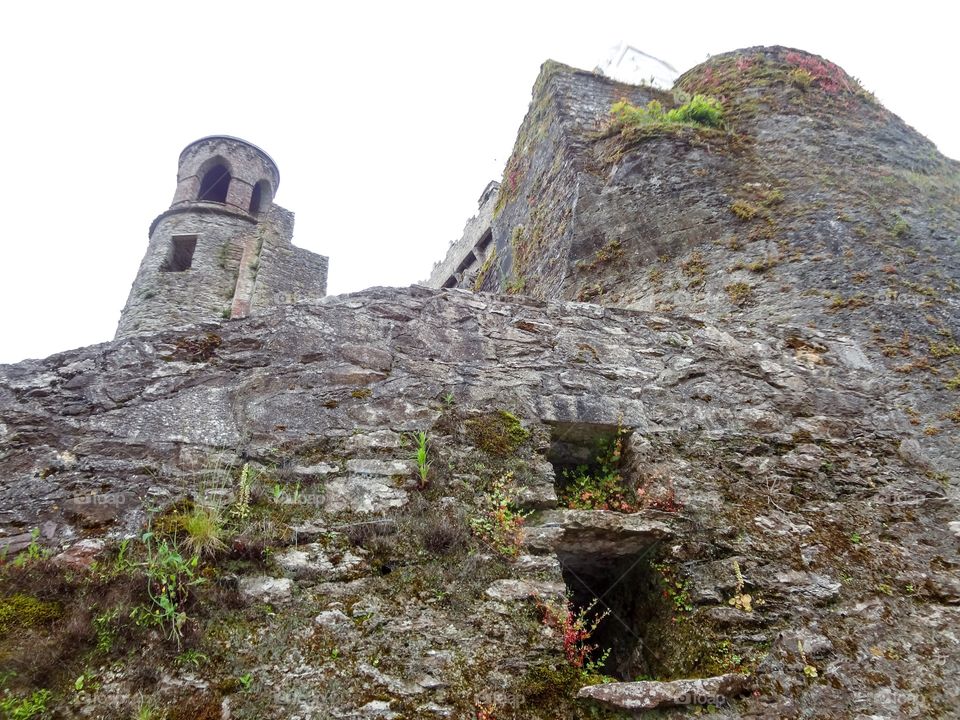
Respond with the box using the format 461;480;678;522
249;206;329;310
469;61;666;299
441;48;960;448
0;285;957;717
3;49;960;719
115;207;257;336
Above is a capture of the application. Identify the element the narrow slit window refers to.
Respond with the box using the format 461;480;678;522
160;235;198;272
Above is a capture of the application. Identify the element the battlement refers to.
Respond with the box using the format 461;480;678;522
426;181;500;290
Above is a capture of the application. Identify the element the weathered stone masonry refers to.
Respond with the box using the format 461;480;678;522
2;46;960;718
115;136;328;338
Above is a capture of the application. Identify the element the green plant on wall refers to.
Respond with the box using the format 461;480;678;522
557;427;636;512
0;688;51;720
130;531;202;650
469;473;530;558
610;94;724;130
410;430;430;488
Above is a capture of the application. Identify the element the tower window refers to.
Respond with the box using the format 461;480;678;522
249;179;272;214
198;164;231;203
160;235;198;272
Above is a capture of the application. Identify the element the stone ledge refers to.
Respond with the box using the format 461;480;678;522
577;673;752;711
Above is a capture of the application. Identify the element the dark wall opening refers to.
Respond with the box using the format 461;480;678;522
198;164;231;203
558;550;661;680
476;228;493;252
547;421;634;510
547;421;623;471
456;251;478;274
160;235;198;272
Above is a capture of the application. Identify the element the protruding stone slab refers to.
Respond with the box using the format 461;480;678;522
484;579;566;602
515;481;558;510
523;509;673;555
577;673;752;710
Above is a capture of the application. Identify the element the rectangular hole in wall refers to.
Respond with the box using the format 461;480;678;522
547;421;626;479
456;251;478;274
160;235;198;272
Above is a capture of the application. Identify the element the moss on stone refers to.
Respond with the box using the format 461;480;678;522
519;662;583;705
518;662;627;718
0;593;61;634
466;411;530;455
473;248;497;292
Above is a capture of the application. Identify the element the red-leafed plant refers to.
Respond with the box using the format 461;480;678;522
784;52;854;95
538;596;611;670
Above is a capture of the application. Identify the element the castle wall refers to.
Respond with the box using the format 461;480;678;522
248;206;328;311
465;62;665;299
3;283;958;716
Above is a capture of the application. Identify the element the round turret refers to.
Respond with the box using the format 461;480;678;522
170;135;280;215
116;135;327;339
116;136;285;338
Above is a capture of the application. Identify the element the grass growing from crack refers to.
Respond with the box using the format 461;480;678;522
410;430;431;488
179;506;227;558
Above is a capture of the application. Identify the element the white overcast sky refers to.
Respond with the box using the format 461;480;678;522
1;1;956;363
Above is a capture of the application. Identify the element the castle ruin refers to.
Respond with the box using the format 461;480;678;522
1;47;959;718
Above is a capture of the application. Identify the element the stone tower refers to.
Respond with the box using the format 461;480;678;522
116;136;328;338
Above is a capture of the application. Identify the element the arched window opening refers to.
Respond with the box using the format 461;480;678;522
249;179;271;214
198;163;231;203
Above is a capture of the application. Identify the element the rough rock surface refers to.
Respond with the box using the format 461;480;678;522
1;45;959;720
